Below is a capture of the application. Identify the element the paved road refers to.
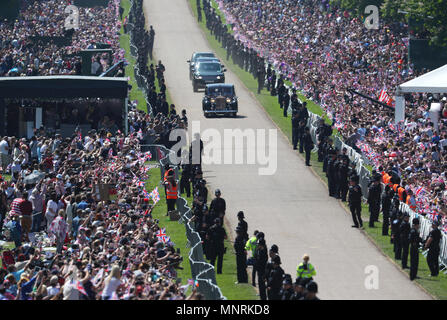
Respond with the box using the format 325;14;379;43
143;0;431;299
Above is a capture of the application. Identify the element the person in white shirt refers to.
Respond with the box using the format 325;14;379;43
45;194;58;231
101;265;121;300
0;137;10;171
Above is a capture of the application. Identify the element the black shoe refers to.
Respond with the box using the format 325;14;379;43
352;225;359;228
293;147;297;150
402;266;409;269
306;164;311;166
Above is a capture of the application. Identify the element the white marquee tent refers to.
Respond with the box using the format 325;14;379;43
395;63;447;123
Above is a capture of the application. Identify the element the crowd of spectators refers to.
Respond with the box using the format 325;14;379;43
213;0;447;228
0;0;209;300
0;0;125;77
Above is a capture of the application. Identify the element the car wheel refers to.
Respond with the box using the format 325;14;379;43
232;112;237;117
204;113;209;118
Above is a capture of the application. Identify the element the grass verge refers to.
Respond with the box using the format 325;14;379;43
188;0;447;300
146;164;257;300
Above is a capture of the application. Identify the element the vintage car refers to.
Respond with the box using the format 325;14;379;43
191;61;226;92
202;84;238;117
187;52;216;80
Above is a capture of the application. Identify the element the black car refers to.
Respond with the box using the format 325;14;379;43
191;61;226;92
202;84;238;117
187;52;216;80
189;57;222;80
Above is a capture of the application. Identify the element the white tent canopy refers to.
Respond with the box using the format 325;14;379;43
394;64;447;123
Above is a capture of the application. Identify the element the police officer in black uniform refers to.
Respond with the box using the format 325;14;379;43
209;189;226;220
303;127;314;166
257;65;265;94
367;176;382;228
424;220;442;277
392;211;403;260
234;226;248;284
298;121;306;154
292;112;300;150
326;151;337;197
409;218;421;280
348;175;363;228
279;274;294;300
180;162;191;198
290;278;306;300
338;158;349;202
323;138;334;173
206;218;227;274
237;211;248;242
278;82;286;109
283;89;290;117
266;255;284;300
254;238;268;300
400;214;411;269
381;185;392;236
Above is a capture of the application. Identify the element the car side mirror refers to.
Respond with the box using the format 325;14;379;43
223;68;227;72
187;60;191;63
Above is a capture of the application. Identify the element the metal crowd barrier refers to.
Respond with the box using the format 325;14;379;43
141;144;226;300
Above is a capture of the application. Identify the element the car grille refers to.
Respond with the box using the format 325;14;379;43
215;97;226;110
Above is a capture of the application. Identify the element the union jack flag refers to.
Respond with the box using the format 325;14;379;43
150;187;160;204
76;280;88;297
389;122;396;131
156;228;168;243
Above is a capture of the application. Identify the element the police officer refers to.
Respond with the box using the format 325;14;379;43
290;278;306;300
400;214;411;269
206;218;227;274
265;244;279;282
296;254;316;280
381;185;392;236
278;83;286;109
367;176;382;228
424;220;442;277
292;113;300;150
266;255;284;300
298;120;306;154
180;162;191;198
283;89;290;117
348;175;363;229
327;151;337;197
338;158;349;202
237;211;248;242
256;65;265;94
300;281;319;300
323;138;334;173
234;226;248;284
254;238;268;300
303;127;314;166
409;218;421;280
392;211;403;260
209;189;226;220
279;275;294;300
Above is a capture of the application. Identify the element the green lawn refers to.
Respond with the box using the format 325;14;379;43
119;0;173;112
146;164;257;300
188;0;447;300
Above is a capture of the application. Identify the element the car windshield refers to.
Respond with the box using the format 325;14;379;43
197;62;221;73
194;53;215;61
208;86;234;96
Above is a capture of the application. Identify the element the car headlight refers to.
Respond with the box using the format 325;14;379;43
210;99;215;103
216;76;221;80
226;98;231;103
196;75;202;79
